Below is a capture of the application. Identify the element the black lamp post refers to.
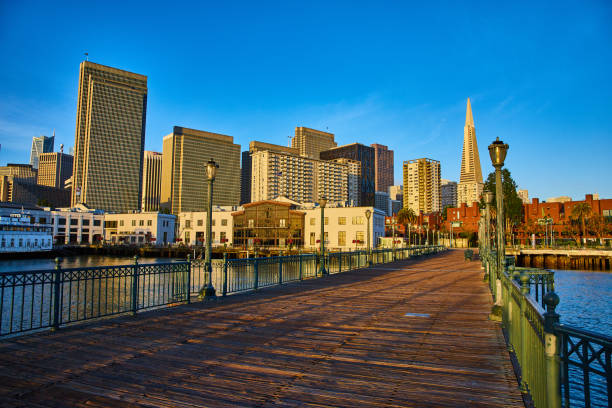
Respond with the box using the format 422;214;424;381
488;138;509;275
318;197;327;276
365;209;372;266
200;158;218;300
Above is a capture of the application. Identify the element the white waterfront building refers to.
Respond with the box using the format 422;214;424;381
0;213;53;252
177;206;240;247
104;212;176;245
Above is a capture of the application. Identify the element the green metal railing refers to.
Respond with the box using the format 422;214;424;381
482;247;611;407
1;245;445;338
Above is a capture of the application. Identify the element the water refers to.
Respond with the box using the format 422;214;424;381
552;269;611;408
0;255;178;273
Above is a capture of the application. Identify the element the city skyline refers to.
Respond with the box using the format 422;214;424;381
1;2;611;201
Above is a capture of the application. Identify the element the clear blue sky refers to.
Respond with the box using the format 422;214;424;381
1;1;611;201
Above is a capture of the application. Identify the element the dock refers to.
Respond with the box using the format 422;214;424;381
0;250;523;407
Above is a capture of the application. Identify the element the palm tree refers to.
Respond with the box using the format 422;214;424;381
571;202;592;245
397;208;416;245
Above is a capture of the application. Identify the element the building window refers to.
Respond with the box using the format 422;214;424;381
94;219;101;226
352;216;364;225
132;220;136;226
310;218;315;225
338;217;346;225
139;220;144;226
310;232;315;245
185;231;190;243
70;219;78;225
147;220;152;226
185;220;191;228
248;219;254;228
212;219;216;226
324;232;328;243
338;231;346;246
221;219;228;226
58;218;67;225
356;231;364;245
197;219;203;226
220;231;226;242
324;217;328;225
82;219;90;226
279;219;286;227
120;220;124;226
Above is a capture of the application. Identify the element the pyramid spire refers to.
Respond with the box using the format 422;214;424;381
465;97;474;127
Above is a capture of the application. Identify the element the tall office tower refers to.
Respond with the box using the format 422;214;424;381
403;158;441;214
330;158;361;206
441;179;458;208
141;151;162;211
71;61;147;212
241;141;300;205
389;185;403;202
320;143;375;206
37;150;73;189
161;127;241;213
517;189;529;204
291;127;337;159
371;144;394;193
30;134;54;169
457;98;484;205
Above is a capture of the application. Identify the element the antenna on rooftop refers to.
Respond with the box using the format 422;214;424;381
84;52;89;61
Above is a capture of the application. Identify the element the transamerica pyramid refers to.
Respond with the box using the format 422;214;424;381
457;98;484;205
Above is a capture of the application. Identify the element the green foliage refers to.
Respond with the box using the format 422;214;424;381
482;168;523;226
397;207;416;227
441;205;452;221
159;207;172;214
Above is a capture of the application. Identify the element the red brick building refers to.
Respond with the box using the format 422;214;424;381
444;202;480;234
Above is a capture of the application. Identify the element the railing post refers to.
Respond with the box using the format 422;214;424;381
519;272;530;392
349;251;352;270
543;290;561;408
254;257;259;291
222;253;228;296
338;252;342;273
51;257;62;331
298;250;303;280
186;254;191;304
132;255;139;316
278;251;283;285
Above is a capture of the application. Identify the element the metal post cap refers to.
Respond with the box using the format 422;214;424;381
543;291;560;310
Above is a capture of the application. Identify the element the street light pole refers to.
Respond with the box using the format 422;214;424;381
365;209;372;266
488;137;509;286
200;158;218;300
318;197;327;276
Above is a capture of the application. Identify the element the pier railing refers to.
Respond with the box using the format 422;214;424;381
1;245;445;338
482;247;611;408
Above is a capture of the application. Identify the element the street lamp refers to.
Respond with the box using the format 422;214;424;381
488;137;509;276
200;158;218;300
365;209;372;266
318;197;328;276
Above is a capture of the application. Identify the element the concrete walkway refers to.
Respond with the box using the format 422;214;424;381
0;250;523;407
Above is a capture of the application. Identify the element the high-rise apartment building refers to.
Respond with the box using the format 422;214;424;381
71;61;147;212
250;150;349;204
30;134;54;169
320;143;375;206
371;144;394;193
161;127;241;213
457;98;484;206
441;179;458;208
37;150;73;189
403;158;441;214
141;151;162;211
518;189;529;204
241;141;299;205
291;127;337;159
389;185;403;201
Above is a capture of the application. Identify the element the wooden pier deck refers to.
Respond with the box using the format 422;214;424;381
0;250;523;407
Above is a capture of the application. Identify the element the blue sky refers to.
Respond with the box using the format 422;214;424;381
1;1;611;200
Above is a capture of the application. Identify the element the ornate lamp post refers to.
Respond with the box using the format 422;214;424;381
200;158;219;300
365;209;372;266
318;197;327;276
488;138;509;275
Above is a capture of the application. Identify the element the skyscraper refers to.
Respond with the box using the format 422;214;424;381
441;179;458;208
457;98;484;205
71;61;147;212
291;127;337;159
30;134;54;169
37;149;73;189
371;144;394;193
161;127;241;213
141;151;162;211
403;158;441;214
320;143;375;206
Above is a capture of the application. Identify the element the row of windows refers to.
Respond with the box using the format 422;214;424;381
309;216;365;226
184;218;229;228
184;231;228;242
308;231;365;246
1;238;51;248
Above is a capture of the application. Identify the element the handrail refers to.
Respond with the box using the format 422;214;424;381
1;245;446;339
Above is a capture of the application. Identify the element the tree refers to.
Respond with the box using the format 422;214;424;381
441;205;452;221
397;207;416;243
481;168;523;237
588;214;607;245
571;202;591;245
